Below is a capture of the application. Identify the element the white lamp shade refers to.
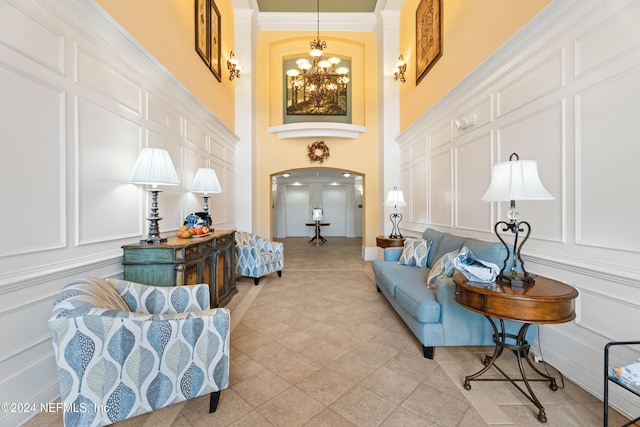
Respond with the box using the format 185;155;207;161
129;148;179;186
481;159;554;202
383;189;408;208
191;168;222;194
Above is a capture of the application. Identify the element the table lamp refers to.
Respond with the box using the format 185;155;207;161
129;147;180;244
383;186;407;239
191;167;222;214
481;153;554;286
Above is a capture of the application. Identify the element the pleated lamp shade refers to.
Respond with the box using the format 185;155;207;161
129;148;180;186
191;168;222;194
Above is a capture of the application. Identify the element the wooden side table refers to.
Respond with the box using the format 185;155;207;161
376;235;405;248
122;229;237;308
453;271;578;423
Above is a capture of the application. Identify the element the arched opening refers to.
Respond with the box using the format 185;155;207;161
271;167;364;241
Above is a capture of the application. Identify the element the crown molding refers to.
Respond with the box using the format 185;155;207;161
257;12;377;32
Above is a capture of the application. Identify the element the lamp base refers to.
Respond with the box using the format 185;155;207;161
140;235;167;245
494;219;535;287
389;211;403;240
498;272;535;288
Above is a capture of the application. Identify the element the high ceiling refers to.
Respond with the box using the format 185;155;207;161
255;0;378;13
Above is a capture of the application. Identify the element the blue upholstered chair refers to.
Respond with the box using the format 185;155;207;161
235;231;284;286
48;278;230;427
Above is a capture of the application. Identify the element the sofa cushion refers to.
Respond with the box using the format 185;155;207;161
463;238;509;268
372;260;429;296
426;250;458;288
422;229;445;267
394;282;441;323
398;239;432;268
431;234;467;265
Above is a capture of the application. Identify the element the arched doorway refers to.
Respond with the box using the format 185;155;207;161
271;168;364;239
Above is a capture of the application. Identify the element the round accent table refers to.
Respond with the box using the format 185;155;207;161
453;271;578;423
376;236;405;248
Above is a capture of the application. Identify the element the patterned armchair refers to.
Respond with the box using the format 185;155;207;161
235;231;284;286
48;278;230;427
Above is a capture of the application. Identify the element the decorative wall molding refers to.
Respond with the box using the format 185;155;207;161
268;122;367;139
0;1;239;425
396;0;640;419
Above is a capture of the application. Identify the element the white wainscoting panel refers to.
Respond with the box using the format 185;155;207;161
396;0;640;419
76;98;143;244
76;45;142;115
0;1;238;425
455;133;492;232
429;149;453;228
576;69;640;253
0;67;65;257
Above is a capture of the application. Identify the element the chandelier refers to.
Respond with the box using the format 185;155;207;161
285;0;350;114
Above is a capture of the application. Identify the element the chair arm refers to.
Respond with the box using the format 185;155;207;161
262;240;284;254
110;279;211;314
48;307;230;423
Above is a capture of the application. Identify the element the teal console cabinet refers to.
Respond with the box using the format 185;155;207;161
122;229;237;307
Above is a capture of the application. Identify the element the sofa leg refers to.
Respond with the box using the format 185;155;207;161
423;346;435;359
277;270;282;277
209;390;221;413
253;278;260;286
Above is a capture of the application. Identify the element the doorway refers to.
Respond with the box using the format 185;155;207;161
271;168;363;239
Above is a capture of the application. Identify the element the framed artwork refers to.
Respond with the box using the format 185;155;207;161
415;0;442;85
194;0;209;67
209;0;221;81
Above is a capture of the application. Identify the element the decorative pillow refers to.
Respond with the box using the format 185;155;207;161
397;239;432;268
426;250;459;287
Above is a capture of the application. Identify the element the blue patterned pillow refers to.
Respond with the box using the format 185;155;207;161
426;250;459;287
397;239;432;268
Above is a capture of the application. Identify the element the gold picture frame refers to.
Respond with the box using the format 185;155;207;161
194;0;209;67
415;0;442;85
209;0;221;81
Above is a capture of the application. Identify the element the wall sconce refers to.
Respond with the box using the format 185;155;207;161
227;51;241;81
392;55;406;83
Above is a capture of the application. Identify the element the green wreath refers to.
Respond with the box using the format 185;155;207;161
307;140;330;164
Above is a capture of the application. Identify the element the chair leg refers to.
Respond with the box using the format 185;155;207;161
254;277;260;286
277;270;282;277
209;390;221;413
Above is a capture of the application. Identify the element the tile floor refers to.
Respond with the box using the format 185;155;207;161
27;237;635;426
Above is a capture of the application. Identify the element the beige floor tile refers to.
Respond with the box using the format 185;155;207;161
380;406;442;426
226;410;274;427
231;369;291;407
359;365;420;405
330;385;398;427
30;237;635;427
256;386;324;427
330;351;379;383
401;383;470;426
296;368;356;405
304;407;357;427
270;352;323;384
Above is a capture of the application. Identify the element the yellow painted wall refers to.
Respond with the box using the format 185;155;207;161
399;0;551;131
96;0;236;130
255;31;380;246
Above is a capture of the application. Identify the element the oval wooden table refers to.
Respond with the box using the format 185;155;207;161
453;271;579;423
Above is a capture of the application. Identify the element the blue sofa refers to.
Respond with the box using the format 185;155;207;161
372;228;531;359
